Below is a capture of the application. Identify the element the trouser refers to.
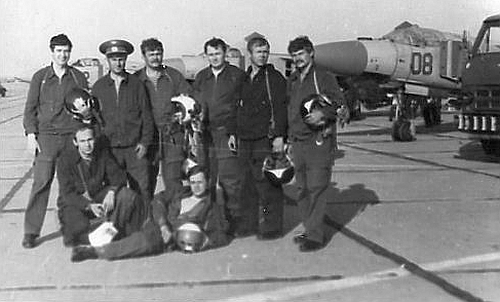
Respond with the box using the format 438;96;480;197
24;133;74;236
148;129;185;196
111;146;151;211
59;187;144;245
98;218;164;260
238;137;284;235
291;136;334;244
207;128;241;222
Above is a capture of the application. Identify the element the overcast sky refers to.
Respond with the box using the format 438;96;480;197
1;0;498;77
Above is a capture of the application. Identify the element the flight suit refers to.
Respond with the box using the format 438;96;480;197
237;64;288;236
287;64;344;244
92;72;154;206
23;65;88;237
135;66;192;194
192;63;245;232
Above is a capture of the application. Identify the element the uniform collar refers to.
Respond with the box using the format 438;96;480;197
104;71;130;85
202;62;230;80
47;64;69;78
291;63;316;82
136;65;170;82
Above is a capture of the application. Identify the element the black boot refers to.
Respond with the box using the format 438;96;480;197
71;245;98;262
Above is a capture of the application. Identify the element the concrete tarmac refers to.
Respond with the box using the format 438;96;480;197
1;81;499;302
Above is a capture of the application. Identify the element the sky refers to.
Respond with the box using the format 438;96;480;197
1;0;499;78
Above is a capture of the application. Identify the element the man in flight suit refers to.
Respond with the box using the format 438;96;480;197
286;36;346;252
58;125;144;247
92;39;154;210
192;37;246;236
22;34;88;248
135;38;193;195
237;36;288;239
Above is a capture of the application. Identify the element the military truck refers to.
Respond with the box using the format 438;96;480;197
458;15;500;155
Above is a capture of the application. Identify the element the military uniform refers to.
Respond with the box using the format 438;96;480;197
135;66;192;194
57;146;144;246
237;64;287;237
192;62;245;231
287;64;344;245
23;63;88;239
92;40;155;206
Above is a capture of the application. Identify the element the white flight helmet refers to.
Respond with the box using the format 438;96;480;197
171;95;198;124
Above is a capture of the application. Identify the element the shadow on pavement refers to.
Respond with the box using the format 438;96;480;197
414;121;458;135
455;141;500;163
323;183;379;245
283;183;380;242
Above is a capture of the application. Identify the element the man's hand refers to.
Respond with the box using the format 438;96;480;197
160;225;172;244
272;136;284;153
88;203;105;218
135;143;146;159
228;135;237;153
305;110;325;126
26;133;40;155
102;190;115;214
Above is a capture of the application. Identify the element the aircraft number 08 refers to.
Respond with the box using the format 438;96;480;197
411;52;433;75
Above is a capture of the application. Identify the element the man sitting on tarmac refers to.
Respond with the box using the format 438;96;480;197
71;165;230;262
57;125;145;247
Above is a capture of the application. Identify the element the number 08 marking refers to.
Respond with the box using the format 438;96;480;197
411;53;433;75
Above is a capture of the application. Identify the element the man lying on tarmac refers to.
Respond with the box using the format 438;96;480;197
71;165;230;262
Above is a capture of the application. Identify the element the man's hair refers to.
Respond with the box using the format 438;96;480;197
140;38;163;55
73;124;95;140
204;37;227;54
287;36;314;54
187;165;207;179
247;36;270;53
50;34;73;51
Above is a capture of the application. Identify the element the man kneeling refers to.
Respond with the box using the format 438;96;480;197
58;125;144;247
71;165;230;262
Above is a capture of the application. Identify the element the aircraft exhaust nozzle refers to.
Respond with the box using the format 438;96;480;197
315;41;368;76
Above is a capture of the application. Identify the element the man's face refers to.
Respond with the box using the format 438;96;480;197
189;172;207;197
206;46;226;70
51;45;71;67
249;44;270;68
107;54;127;75
291;49;314;70
143;48;163;69
73;128;95;159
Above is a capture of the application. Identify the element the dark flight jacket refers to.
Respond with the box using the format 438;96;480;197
92;73;154;148
57;147;127;210
287;64;345;141
135;66;192;129
23;65;88;135
193;63;245;135
237;64;287;140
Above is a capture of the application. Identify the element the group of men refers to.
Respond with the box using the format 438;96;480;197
21;32;347;261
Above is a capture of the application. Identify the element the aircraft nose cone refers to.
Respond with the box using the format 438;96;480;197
315;41;368;75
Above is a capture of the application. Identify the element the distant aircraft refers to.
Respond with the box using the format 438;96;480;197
314;21;470;126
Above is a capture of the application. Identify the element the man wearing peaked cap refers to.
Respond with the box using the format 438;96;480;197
92;38;154;216
99;39;134;56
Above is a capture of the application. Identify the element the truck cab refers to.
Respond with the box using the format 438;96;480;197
458;14;500;155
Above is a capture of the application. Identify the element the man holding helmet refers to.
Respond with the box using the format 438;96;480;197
286;36;347;252
70;165;229;262
22;34;88;248
135;38;193;195
237;36;288;239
